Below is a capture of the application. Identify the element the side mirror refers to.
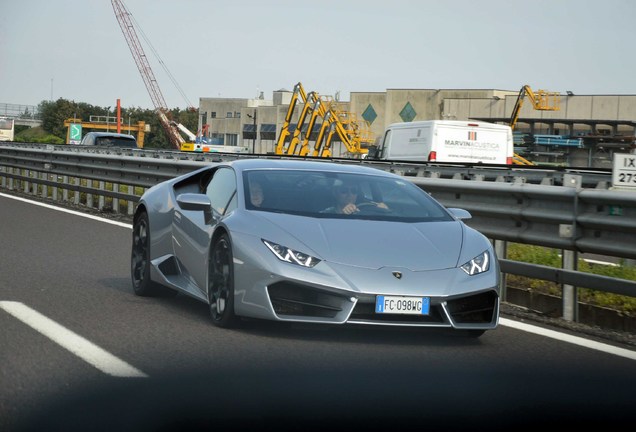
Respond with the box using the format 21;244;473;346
447;208;472;220
177;193;214;224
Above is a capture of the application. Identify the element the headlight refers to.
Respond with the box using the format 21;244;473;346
263;240;321;268
460;251;490;275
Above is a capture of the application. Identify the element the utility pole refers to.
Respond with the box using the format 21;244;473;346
252;109;257;153
247;109;257;154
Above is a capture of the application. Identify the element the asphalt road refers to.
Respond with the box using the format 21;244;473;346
1;193;635;431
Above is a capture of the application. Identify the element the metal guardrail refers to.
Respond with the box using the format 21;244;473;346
410;176;636;260
1;142;635;323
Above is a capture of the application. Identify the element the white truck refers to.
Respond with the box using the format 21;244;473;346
366;120;514;165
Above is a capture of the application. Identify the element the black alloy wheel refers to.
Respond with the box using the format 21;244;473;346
131;211;174;296
208;233;238;328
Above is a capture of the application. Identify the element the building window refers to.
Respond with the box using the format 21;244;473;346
362;104;377;125
242;124;256;140
260;124;277;140
235;112;241;118
399;102;417;123
227;112;233;118
225;134;238;146
210;112;216;118
209;133;223;145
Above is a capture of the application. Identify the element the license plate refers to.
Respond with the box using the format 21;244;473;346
375;295;430;315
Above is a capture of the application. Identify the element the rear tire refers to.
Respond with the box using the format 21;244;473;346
208;233;238;328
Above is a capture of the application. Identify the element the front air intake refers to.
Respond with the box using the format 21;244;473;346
446;291;498;324
267;283;350;319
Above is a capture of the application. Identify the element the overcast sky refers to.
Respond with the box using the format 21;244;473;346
2;0;635;110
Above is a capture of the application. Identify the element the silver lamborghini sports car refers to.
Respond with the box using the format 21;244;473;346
131;159;500;336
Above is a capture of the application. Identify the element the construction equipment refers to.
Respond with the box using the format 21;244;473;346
509;85;560;131
276;82;374;158
63;117;148;147
111;0;192;150
508;85;561;165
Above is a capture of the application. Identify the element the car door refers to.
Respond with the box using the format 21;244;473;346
172;167;237;299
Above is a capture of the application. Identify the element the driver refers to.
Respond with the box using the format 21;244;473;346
323;181;388;215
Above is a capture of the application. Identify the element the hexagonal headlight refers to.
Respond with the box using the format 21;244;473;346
263;240;321;268
460;251;490;276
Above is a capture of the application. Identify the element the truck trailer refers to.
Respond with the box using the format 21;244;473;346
366;120;513;164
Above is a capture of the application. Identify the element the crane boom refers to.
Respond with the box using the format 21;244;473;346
276;82;372;158
111;0;184;149
508;84;560;166
509;85;560;131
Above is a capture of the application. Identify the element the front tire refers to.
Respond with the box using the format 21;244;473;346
208;233;238;328
131;211;174;296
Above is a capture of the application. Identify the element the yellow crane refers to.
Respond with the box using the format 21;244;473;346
276;82;373;157
509;85;561;165
509;85;560;131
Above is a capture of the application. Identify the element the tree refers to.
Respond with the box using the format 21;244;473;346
39;99;81;138
35;98;199;148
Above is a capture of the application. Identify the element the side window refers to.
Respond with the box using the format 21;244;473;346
205;167;237;215
380;130;391;158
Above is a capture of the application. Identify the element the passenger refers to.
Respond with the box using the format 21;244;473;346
249;181;264;207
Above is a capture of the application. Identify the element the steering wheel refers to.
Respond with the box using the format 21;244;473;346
356;202;391;213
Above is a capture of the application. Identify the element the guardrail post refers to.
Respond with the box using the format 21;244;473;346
0;165;5;188
41;172;47;199
87;181;93;208
494;239;508;302
52;174;58;201
561;173;582;322
113;183;120;213
562;249;579;321
128;188;135;215
24;170;29;194
98;181;105;210
74;177;80;205
63;176;69;201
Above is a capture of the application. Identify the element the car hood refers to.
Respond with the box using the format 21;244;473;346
253;213;464;271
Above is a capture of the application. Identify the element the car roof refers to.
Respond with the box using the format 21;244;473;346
227;158;392;177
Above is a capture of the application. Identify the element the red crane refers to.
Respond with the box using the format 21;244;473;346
111;0;184;150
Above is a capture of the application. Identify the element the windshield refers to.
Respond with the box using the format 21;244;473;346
243;169;452;222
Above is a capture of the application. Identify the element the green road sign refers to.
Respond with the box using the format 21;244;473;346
70;123;82;144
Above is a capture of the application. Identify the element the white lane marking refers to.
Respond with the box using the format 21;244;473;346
0;301;147;378
499;317;636;361
2;192;633;360
0;192;132;229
